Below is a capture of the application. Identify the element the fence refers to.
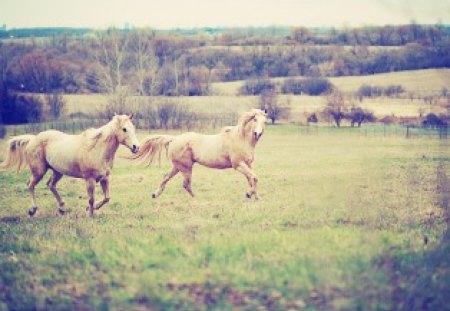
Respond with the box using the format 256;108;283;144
3;119;449;140
295;124;449;139
4;113;240;137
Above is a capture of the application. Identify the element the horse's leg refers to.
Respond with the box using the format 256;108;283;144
28;167;47;217
85;178;96;216
180;167;195;197
152;166;179;198
234;161;258;199
47;170;66;215
94;177;110;210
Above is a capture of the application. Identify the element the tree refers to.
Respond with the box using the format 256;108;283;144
322;90;347;127
45;92;66;120
259;90;281;124
347;107;375;127
128;29;158;95
92;28;130;110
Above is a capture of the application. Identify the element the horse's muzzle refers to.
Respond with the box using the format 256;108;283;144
131;145;139;154
254;132;263;141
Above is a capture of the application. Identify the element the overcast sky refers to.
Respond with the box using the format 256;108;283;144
1;0;449;29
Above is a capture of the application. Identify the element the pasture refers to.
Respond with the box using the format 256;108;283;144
1;125;449;310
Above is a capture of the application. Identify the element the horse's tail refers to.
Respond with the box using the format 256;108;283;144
0;135;35;172
127;135;175;166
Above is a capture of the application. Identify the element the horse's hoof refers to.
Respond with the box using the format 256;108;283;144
58;208;66;216
245;193;252;199
28;207;37;217
152;193;157;199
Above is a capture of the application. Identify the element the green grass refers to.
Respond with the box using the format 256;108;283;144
1;126;449;310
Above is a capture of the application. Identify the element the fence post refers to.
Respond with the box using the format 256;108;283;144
406;125;410;138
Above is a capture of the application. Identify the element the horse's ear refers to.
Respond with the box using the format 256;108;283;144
264;108;268;115
128;113;133;120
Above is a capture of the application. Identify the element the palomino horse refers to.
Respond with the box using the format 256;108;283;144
0;114;140;217
130;109;267;199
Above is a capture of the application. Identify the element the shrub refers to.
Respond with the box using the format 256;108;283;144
357;84;404;98
281;78;332;95
281;79;303;95
0;122;6;138
422;113;447;128
45;93;66;120
347;107;375;127
240;79;276;95
2;95;43;124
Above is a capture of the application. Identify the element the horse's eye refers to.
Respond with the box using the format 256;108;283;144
253;118;257;122
122;128;127;133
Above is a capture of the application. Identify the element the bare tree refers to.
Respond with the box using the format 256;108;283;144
92;28;128;92
259;90;284;124
322;89;347;127
45;92;66;120
129;29;159;95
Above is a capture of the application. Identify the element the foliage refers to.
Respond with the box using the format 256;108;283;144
422;113;448;128
357;84;405;98
322;89;347;127
258;90;281;124
240;79;276;95
347;107;376;127
281;78;333;95
2;94;43;124
45;92;66;120
1;24;449;95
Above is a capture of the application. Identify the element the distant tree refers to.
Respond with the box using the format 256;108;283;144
45;92;66;120
347;107;375;127
422;113;447;128
259;90;281;124
307;113;318;123
240;79;276;95
128;29;158;95
322;90;347;127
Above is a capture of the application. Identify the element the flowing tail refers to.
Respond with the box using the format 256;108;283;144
0;135;35;172
127;135;174;166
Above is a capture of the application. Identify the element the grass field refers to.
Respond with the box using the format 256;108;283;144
211;69;450;96
1;126;449;310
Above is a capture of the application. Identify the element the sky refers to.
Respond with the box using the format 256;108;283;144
1;0;449;29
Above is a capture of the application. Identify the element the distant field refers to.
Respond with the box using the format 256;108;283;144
1;127;448;310
211;69;450;96
63;94;442;121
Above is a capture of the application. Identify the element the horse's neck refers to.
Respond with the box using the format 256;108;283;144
235;124;257;148
87;123;119;162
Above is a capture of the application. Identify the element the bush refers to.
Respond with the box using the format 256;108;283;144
281;79;303;95
357;84;404;98
240;79;276;95
0;122;6;138
45;93;66;119
281;78;332;95
2;94;44;124
422;113;447;128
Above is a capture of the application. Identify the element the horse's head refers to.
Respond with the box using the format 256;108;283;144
240;109;268;141
113;114;140;154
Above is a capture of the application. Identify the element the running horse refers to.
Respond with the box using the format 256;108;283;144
130;109;267;199
0;114;140;216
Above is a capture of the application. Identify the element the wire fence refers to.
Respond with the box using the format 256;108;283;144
3;119;449;140
295;124;449;139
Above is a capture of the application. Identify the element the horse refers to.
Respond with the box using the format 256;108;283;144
0;114;140;217
130;109;267;199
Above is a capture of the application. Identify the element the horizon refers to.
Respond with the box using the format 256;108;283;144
1;0;449;30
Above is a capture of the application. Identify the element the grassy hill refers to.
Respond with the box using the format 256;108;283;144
211;69;450;96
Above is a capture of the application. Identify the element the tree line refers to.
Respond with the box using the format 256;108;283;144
0;24;448;96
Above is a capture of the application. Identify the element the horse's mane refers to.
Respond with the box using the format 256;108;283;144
237;109;261;136
82;121;116;150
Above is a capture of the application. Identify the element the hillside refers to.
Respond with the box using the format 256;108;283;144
211;69;450;96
